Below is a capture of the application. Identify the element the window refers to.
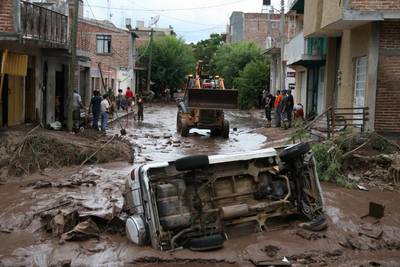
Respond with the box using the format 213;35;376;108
96;35;111;54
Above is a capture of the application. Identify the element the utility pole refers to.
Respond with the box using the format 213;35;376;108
67;0;79;131
146;28;154;93
279;0;286;91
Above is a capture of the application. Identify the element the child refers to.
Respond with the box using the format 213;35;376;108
137;96;144;122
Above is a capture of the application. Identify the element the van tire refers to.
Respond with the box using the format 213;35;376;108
175;155;209;171
186;234;224;251
279;143;310;162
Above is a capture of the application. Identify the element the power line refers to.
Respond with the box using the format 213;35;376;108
84;0;247;12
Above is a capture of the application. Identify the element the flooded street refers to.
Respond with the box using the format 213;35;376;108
1;104;400;266
109;103;268;164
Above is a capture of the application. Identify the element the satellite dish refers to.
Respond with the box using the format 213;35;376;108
150;15;160;26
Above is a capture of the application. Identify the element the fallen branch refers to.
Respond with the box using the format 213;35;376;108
34;200;72;216
79;135;116;168
9;125;40;163
343;137;373;158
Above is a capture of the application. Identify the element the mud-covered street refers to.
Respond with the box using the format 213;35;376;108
1;104;400;267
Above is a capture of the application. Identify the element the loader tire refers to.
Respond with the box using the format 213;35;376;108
176;112;182;134
222;120;229;139
180;124;190;137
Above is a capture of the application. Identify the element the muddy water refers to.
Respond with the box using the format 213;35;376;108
1;104;400;266
108;104;267;164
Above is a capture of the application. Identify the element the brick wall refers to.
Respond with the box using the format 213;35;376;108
0;0;14;32
243;13;289;48
77;20;129;69
375;20;400;133
351;0;400;11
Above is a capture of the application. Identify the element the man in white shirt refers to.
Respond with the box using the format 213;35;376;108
72;90;83;130
100;94;110;132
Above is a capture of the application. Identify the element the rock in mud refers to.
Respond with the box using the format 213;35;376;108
49;209;79;237
61;218;100;242
296;229;326;240
261;245;281;257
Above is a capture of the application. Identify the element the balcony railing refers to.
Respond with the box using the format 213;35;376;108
265;36;281;50
20;1;68;46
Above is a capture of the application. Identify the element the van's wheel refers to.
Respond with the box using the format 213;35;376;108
222;120;229;139
176;112;182;133
186;234;224;251
279;143;310;162
181;124;190;137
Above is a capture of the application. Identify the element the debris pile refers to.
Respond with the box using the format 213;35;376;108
0;128;133;176
312;132;400;189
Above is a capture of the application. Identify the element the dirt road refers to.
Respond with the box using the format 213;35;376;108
1;104;400;266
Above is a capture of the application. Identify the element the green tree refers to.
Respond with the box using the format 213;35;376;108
213;42;264;88
234;59;270;109
139;36;195;95
192;33;224;75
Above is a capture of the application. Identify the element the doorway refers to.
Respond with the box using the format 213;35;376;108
25;67;36;123
1;74;8;126
55;67;66;123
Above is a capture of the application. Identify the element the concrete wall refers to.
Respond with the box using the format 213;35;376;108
324;37;339;108
229;12;244;43
337;24;371;109
304;0;323;37
321;0;343;29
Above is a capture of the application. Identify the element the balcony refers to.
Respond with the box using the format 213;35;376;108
284;31;326;67
264;36;281;55
20;1;68;47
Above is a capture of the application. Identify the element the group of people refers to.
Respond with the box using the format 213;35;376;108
262;89;303;129
88;87;144;132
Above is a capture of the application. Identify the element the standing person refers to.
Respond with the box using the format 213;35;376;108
100;93;110;132
286;90;294;127
125;87;134;111
274;90;282;127
264;90;274;127
279;90;288;129
164;87;171;102
116;89;124;110
137;96;144;122
72;89;83;131
89;90;102;130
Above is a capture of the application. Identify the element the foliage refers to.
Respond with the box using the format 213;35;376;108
289;120;309;143
312;142;354;188
233;60;270;109
192;33;224;75
139;36;195;95
213;42;264;88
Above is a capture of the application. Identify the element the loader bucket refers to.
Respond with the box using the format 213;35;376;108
187;89;238;109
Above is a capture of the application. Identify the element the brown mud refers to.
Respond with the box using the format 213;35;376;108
1;104;400;266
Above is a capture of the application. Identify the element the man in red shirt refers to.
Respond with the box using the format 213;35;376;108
274;90;282;127
125;87;135;111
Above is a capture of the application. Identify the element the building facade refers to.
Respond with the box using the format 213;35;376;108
227;11;286;48
303;0;400;133
0;0;72;127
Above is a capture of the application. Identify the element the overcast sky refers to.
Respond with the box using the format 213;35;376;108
84;0;285;43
